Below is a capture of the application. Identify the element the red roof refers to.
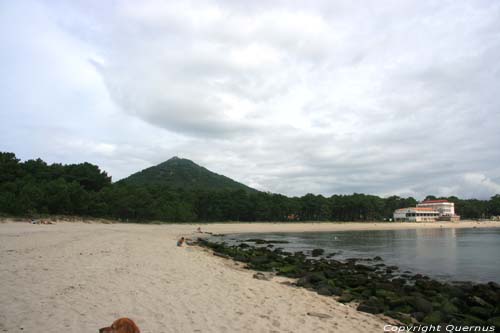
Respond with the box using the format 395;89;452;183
421;200;449;204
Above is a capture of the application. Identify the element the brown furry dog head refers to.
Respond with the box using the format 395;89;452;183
99;318;140;333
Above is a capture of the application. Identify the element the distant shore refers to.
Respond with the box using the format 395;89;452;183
184;220;500;236
2;216;500;233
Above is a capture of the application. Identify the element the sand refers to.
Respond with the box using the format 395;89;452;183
1;220;499;332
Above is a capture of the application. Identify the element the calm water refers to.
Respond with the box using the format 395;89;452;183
221;227;500;283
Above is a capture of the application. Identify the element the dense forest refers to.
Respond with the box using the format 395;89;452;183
1;152;499;222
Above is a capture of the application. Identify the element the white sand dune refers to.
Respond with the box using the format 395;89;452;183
0;220;498;332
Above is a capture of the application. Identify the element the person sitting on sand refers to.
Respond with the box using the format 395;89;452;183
177;237;185;247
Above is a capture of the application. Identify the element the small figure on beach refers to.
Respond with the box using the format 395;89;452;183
196;227;202;233
99;317;140;333
177;237;185;247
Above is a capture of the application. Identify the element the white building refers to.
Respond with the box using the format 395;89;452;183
393;200;460;222
393;207;440;222
417;200;455;217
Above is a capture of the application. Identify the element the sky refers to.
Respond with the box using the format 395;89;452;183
1;0;500;199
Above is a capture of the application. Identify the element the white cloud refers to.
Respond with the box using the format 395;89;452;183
1;0;500;198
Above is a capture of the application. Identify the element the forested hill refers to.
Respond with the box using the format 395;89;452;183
118;156;257;193
1;151;499;222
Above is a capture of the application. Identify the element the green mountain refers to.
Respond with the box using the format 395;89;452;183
118;156;258;192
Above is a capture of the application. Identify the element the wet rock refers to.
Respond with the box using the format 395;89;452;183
412;312;425;322
317;287;333;296
469;306;491;319
357;299;383;314
338;293;354;303
375;289;397;299
278;264;299;275
355;264;376;272
467;296;490;307
307;312;332;319
412;297;433;314
393;305;413;314
213;252;231;259
441;300;459;314
311;249;325;257
373;256;382;261
461;314;486;326
486;317;500;330
324;270;338;279
422;311;445;325
253;272;271;281
384;311;413;325
331;287;343;296
233;255;249;263
487;282;500;290
245;239;289;244
249;256;271;266
306;272;327;284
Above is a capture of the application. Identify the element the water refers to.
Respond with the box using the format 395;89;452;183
220;227;500;283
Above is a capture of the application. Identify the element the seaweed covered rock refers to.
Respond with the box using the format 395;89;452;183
422;311;445;325
197;238;500;327
311;248;325;257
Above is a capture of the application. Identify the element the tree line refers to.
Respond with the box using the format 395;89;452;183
1;152;499;222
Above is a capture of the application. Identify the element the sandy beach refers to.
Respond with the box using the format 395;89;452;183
1;220;499;332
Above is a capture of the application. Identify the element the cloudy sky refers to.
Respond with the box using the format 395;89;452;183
1;0;500;199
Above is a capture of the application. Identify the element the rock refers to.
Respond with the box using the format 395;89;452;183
422;311;445;325
441;300;459;314
306;272;326;284
373;256;383;261
461;314;486;326
253;272;271;281
393;305;413;314
486;317;500;330
469;306;491;319
311;249;325;257
331;287;343;296
468;296;490;307
357;301;383;314
338;293;354;303
233;255;249;263
296;277;310;287
213;252;231;259
412;297;433;314
249;256;270;265
324;270;338;279
317;287;333;296
375;289;397;299
488;282;500;290
355;264;376;272
384;311;413;325
278;265;299;275
307;312;332;319
412;312;425;322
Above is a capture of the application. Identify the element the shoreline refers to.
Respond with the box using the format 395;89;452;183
197;231;500;328
186;220;500;236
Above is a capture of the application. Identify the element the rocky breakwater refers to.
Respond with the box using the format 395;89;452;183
197;238;500;330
